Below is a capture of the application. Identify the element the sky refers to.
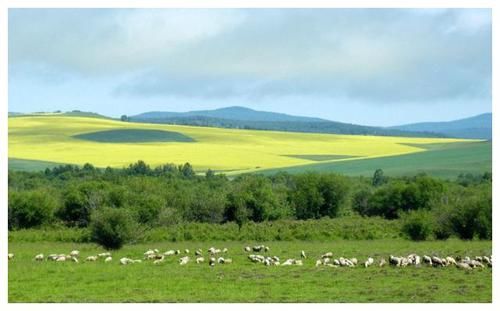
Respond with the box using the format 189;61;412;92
9;8;491;126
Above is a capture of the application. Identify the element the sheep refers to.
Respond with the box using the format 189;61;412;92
133;259;142;263
264;246;270;252
209;257;216;267
445;256;457;266
218;257;225;264
282;259;294;266
431;256;445;267
301;250;306;259
223;248;228;253
48;254;59;261
179;256;190;265
164;250;175;256
70;250;80;257
315;259;322;267
195;249;203;256
423;255;432;265
153;258;164;265
389;255;401;266
379;258;387;267
350;258;358;266
120;257;134;265
85;256;98;262
175;250;181;255
321;252;333;259
98;252;111;258
185;249;190;254
469;260;484;268
104;257;112;263
56;256;66;262
34;254;44;261
364;257;374;268
457;262;472;270
244;246;251;252
196;257;205;264
144;250;155;257
295;260;303;266
71;257;79;263
333;259;340;266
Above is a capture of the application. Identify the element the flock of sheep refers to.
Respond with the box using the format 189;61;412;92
7;245;492;271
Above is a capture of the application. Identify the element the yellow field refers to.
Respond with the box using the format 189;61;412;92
9;115;470;174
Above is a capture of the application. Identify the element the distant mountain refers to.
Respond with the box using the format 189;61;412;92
130;106;444;138
390;113;492;140
133;106;326;123
8;112;24;116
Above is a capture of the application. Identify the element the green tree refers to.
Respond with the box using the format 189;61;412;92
90;207;137;249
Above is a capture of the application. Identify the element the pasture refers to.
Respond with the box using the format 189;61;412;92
8;240;491;302
9;115;471;175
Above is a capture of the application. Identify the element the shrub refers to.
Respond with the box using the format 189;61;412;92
8;189;58;229
401;210;433;241
89;207;137;249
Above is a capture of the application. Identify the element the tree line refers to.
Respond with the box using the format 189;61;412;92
8;161;491;248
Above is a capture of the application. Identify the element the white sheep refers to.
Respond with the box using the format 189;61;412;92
48;254;59;261
195;249;203;256
179;256;190;265
209;257;216;266
153;258;164;265
86;256;98;262
185;249;190;254
244;246;251;252
196;257;205;264
379;258;386;267
98;252;111;258
321;252;333;259
364;257;374;268
56;256;66;262
70;250;80;257
164;250;175;256
104;256;112;263
34;254;44;261
445;256;457;266
301;250;306;259
71;257;79;263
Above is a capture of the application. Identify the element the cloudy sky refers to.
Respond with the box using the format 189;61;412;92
9;9;491;126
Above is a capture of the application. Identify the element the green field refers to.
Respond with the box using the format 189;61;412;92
8;240;491;302
9;115;475;175
261;141;492;179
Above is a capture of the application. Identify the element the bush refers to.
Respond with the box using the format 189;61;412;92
401;210;433;241
449;186;491;240
8;189;58;229
89;207;137;249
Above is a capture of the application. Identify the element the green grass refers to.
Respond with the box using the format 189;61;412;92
8;239;491;302
260;141;491;179
73;129;195;143
8;158;68;172
284;154;358;161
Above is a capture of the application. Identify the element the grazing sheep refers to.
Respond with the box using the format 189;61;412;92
431;256;445;267
264;246;270;252
445;256;457;266
185;249;190;254
195;249;203;256
85;256;98;262
389;255;401;266
48;254;59;261
98;252;111;258
56;256;66;262
364;257;374;268
315;259;322;267
120;257;133;265
209;257;216;267
301;250;306;259
104;257;112;263
469;260;484;268
71;257;79;263
282;259;294;266
164;250;175;256
8;253;14;260
218;257;225;264
179;256;190;265
133;259;142;263
350;258;358;266
379;258;387;267
223;248;228;253
70;250;80;257
333;259;340;266
295;260;303;266
321;252;333;259
153;258;164;265
423;255;432;265
244;246;251;252
144;250;155;257
457;262;472;270
34;254;44;261
196;257;205;264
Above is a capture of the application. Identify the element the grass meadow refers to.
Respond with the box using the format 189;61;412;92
8;239;491;302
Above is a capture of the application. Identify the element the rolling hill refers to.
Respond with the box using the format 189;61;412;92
389;113;492;140
130;106;444;138
8;115;474;175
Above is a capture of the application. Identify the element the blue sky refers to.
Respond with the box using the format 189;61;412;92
9;8;491;126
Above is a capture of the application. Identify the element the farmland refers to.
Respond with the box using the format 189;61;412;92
8;115;474;175
8;239;492;302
